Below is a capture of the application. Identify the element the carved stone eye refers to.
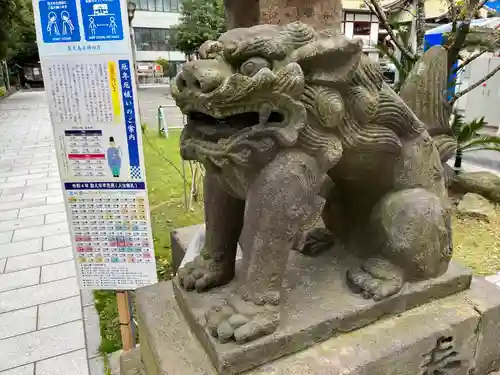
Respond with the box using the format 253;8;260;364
239;57;270;76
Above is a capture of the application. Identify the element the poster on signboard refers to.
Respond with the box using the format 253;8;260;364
80;0;124;42
38;0;81;43
32;0;158;290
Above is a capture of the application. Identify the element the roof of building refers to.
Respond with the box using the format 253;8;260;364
342;0;499;23
425;17;500;35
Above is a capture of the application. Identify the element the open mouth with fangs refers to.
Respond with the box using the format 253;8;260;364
186;111;286;142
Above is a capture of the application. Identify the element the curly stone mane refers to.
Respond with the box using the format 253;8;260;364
299;49;424;160
176;22;427;178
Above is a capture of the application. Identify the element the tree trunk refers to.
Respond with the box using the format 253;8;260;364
224;0;260;29
454;148;463;174
415;0;426;55
224;0;342;31
1;61;10;91
260;0;342;31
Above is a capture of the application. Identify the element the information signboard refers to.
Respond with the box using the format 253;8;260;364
33;0;158;290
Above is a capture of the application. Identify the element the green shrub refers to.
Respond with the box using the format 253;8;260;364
155;57;169;73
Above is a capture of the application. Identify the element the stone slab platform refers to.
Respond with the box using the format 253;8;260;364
133;276;500;375
169;225;471;374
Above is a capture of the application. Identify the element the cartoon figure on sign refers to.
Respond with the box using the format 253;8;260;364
47;12;60;36
109;16;117;34
61;11;74;35
89;17;97;37
107;137;121;178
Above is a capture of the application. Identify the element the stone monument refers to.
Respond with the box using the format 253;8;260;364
123;23;500;375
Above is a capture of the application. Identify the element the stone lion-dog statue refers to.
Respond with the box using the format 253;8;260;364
170;22;455;344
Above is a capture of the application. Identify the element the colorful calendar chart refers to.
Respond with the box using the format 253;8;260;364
65;130;106;178
65;182;156;289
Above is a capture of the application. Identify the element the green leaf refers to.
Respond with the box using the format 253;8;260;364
469;117;487;135
457;123;473;143
456;116;488;143
461;135;500;150
462;146;500;153
0;0;37;62
169;0;226;56
451;111;465;137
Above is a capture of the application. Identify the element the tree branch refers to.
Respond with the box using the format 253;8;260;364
448;0;492;73
415;0;426;55
450;63;500;104
448;0;457;34
455;50;486;72
475;0;488;12
447;10;472;73
364;0;417;61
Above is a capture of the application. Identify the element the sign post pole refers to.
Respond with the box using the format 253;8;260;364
116;290;135;350
32;0;158;350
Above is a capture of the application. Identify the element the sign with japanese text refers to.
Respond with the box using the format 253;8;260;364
33;0;158;290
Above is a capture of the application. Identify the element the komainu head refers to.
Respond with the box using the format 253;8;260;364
171;22;388;171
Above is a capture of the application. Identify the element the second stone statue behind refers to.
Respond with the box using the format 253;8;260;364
169;21;460;348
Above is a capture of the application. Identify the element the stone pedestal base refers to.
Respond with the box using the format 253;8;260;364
170;226;472;374
125;225;500;375
125;277;500;375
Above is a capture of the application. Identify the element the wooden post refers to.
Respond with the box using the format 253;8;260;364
116;291;135;351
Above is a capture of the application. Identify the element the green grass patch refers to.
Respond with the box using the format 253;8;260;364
94;290;120;354
95;131;204;355
143;131;204;266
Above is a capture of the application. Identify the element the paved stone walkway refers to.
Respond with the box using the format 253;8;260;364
0;92;104;374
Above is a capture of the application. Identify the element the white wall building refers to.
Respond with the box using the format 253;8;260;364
130;0;185;77
128;0;383;79
341;9;380;61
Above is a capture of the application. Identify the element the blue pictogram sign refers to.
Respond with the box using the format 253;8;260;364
80;0;124;42
39;0;81;43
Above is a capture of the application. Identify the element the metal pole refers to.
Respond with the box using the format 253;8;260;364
130;26;139;89
181;160;188;211
157;106;162;136
168;51;172;81
127;3;142;122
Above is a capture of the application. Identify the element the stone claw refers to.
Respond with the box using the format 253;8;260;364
242;290;280;306
205;294;280;344
299;228;335;256
346;258;404;301
178;255;233;292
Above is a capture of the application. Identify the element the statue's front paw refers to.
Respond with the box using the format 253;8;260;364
205;294;279;344
178;255;234;292
346;258;404;301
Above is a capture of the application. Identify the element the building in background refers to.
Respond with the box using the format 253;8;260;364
341;3;380;61
129;0;488;83
340;0;456;62
130;0;185;80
